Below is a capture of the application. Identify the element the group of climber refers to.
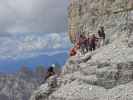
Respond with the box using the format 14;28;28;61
35;27;106;99
42;27;106;86
70;26;105;56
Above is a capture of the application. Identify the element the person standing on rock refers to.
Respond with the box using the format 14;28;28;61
75;40;82;57
90;34;98;51
97;30;101;48
79;34;87;55
87;34;91;52
84;35;89;53
98;26;106;47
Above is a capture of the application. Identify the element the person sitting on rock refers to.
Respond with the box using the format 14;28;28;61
45;66;59;88
33;67;59;100
45;66;55;80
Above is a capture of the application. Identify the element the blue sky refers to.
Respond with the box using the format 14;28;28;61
0;0;71;72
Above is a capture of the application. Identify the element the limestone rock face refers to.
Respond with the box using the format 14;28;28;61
30;36;133;100
68;0;133;44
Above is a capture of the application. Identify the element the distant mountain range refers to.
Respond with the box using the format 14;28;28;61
0;52;68;73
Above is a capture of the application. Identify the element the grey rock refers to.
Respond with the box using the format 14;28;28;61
30;0;133;100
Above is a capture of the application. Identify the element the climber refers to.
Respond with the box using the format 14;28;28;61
97;30;101;48
75;40;82;57
87;35;91;51
97;26;106;47
79;34;87;55
45;66;55;80
90;34;98;51
45;66;59;89
35;66;59;100
84;35;89;53
69;47;77;56
75;39;80;50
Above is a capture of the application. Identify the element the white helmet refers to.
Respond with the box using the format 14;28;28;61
51;64;56;68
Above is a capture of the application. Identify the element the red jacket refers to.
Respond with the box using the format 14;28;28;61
70;48;77;56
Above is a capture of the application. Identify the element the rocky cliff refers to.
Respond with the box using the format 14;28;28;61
30;0;133;100
0;73;38;100
68;0;133;44
30;37;133;100
0;66;47;100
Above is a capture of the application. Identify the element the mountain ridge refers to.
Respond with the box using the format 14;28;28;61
0;52;68;73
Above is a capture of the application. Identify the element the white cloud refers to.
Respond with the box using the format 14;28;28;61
0;32;71;59
0;0;70;59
